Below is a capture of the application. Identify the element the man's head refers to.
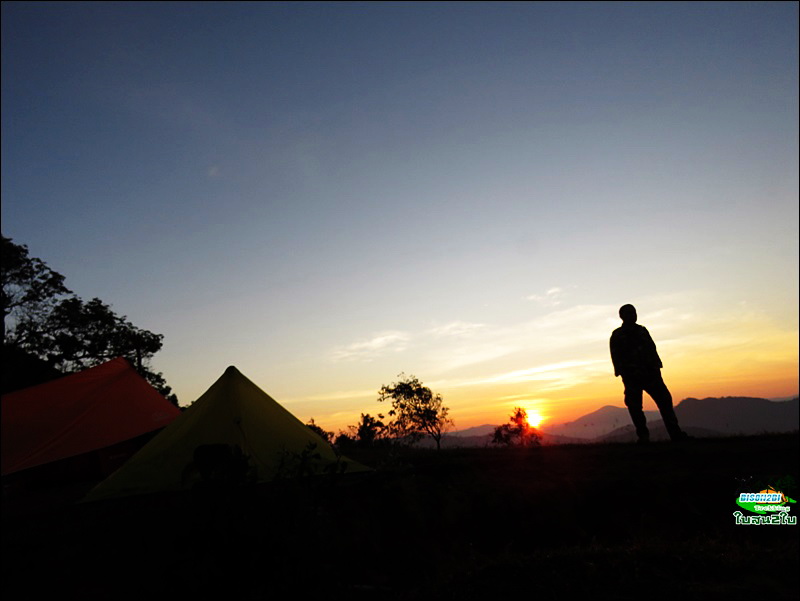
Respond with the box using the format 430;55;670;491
619;304;637;324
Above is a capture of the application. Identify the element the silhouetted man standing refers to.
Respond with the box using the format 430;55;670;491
610;304;689;443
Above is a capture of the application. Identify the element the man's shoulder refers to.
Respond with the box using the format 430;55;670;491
611;324;648;338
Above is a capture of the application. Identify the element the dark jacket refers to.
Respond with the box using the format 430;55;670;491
610;323;663;378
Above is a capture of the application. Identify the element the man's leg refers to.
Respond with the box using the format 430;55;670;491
644;372;686;441
622;376;649;442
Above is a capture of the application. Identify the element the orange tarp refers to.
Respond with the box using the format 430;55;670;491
1;358;181;475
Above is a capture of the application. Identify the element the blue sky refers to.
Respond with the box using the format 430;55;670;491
3;2;798;431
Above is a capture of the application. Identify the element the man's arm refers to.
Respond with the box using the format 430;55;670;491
609;332;621;377
641;327;663;369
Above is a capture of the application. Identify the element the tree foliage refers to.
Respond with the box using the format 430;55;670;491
2;235;71;345
36;296;164;372
335;413;388;449
355;412;388;447
378;373;453;450
306;418;334;443
1;234;177;404
333;431;356;449
492;407;541;447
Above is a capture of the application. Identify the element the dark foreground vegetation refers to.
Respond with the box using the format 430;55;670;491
3;433;798;600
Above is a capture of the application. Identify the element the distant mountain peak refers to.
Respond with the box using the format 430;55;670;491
448;424;497;438
545;396;798;442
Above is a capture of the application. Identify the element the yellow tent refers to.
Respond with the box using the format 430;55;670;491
83;366;370;501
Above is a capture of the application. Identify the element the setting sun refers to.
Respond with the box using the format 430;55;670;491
525;409;545;429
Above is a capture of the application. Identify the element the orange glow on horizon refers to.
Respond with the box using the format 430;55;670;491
292;343;797;434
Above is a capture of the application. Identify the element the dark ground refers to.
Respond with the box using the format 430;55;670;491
3;433;798;600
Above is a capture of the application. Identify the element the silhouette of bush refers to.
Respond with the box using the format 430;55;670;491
492;407;541;447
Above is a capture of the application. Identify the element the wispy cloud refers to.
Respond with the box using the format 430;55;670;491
425;342;520;374
432;359;607;393
330;330;411;362
290;388;377;402
329;304;619;372
427;321;486;338
326;294;751;393
527;286;566;306
475;359;607;385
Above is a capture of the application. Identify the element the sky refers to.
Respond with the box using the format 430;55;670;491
2;1;798;433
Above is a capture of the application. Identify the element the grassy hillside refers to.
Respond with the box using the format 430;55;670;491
3;433;798;600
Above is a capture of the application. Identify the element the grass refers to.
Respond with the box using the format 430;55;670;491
2;433;798;599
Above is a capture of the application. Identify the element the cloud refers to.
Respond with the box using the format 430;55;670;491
329;322;489;367
527;286;566;306
330;330;411;362
326;298;687;385
427;321;486;338
475;359;607;385
434;359;607;392
326;304;620;374
290;388;377;403
425;343;520;374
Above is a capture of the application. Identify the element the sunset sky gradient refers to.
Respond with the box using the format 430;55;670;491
2;2;797;432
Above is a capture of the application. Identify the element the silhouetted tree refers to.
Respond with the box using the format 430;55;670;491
37;296;160;369
306;418;334;443
333;431;354;449
2;234;71;345
492;407;541;447
354;413;388;447
34;296;177;404
378;374;453;450
1;235;177;404
334;413;390;449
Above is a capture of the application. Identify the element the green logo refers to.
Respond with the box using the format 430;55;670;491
736;487;796;514
733;479;797;525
